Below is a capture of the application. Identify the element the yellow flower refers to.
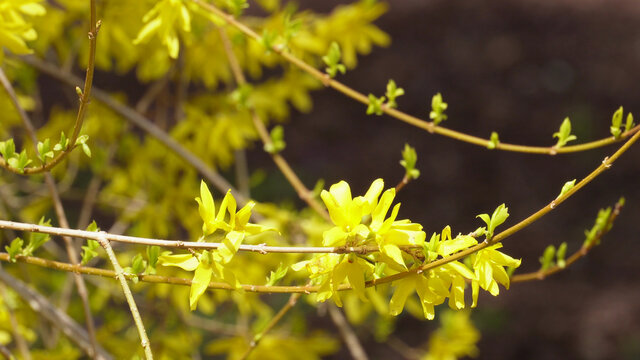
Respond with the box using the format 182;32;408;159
470;243;521;307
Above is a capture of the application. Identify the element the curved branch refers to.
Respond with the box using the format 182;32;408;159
0;16;100;175
511;199;623;283
190;0;640;155
217;27;330;221
17;56;250;207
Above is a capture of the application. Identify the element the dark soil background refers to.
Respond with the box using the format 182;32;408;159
250;1;640;359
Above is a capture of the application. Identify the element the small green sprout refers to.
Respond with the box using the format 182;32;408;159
367;94;386;115
264;125;286;154
385;80;404;108
322;42;346;78
476;204;509;241
487;132;500;150
399;143;420;180
553;117;577;148
430;93;448;125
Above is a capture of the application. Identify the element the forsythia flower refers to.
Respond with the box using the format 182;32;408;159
423;310;480;360
133;0;191;58
0;0;46;62
159;181;276;310
470;243;521;307
294;178;425;306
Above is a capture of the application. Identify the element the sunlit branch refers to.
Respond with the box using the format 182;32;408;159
190;0;640;155
511;199;623;283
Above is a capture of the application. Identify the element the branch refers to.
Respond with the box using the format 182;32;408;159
17;56;251;208
327;304;368;360
0;219;415;254
217;27;330;221
95;235;153;359
239;292;302;360
0;66;100;356
0;14;100;175
190;0;640;155
0;268;113;360
511;199;623;283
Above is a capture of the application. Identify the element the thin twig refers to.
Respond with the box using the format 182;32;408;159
0;268;113;360
95;235;153;359
0;13;101;175
18;56;251;207
0;67;100;358
217;27;330;221
0;264;31;360
511;199;623;283
191;0;640;155
0;219;412;254
327;304;368;360
240;293;302;360
0;344;14;360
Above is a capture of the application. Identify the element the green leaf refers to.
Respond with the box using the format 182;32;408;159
385;80;404;109
553;117;577;148
0;139;16;159
5;238;24;262
81;240;100;265
476;204;509;241
625;113;635;132
429;93;448;125
556;242;567;269
610;106;624;138
230;83;252;109
23;217;51;256
260;30;277;52
399;143;420;180
266;263;288;286
37;139;54;162
366;94;385;116
86;221;99;232
264;125;286;154
322;42;346;78
145;246;161;275
82;143;91;158
557;179;576;199
53;132;68;151
539;245;555;270
227;0;249;16
487;132;499;150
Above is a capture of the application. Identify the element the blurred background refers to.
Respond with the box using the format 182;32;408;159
246;0;640;359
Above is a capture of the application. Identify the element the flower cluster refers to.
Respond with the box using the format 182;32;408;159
294;179;426;306
0;0;46;62
159;181;275;310
294;179;521;320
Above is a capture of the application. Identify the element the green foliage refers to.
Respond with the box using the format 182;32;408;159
266;262;288;286
429;93;448;125
264;125;286;154
611;106;624;138
539;245;555;271
81;222;101;265
5;238;24;262
385;79;404;109
583;203;616;248
556;242;567;268
476;204;509;241
399;143;420;180
322;42;346;78
487;131;499;150
227;0;249;17
625;113;635;132
557;179;576;199
553;117;577;148
367;93;386;115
